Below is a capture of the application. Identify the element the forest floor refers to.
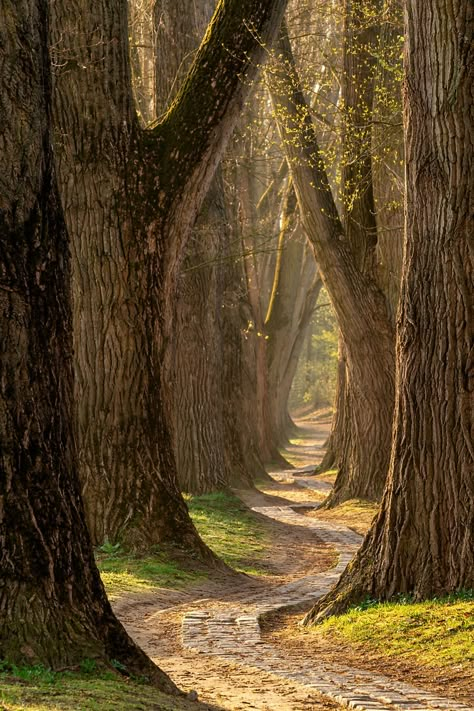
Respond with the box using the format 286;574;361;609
111;411;474;711
3;413;472;710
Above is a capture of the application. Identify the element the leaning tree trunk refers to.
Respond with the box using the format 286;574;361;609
264;185;322;447
321;0;397;506
270;21;395;503
304;0;474;622
52;0;288;548
0;1;177;687
154;0;255;493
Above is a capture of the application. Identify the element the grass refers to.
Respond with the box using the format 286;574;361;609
309;498;379;535
185;491;269;574
96;544;201;601
311;591;474;671
0;664;200;710
96;491;270;600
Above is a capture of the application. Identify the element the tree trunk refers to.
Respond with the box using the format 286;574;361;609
52;0;288;547
0;2;176;687
264;184;322;446
155;0;255;494
320;0;397;506
270;21;395;503
304;0;474;621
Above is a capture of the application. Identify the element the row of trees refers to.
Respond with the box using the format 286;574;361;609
0;0;472;689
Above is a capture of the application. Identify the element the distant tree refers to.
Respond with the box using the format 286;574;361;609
51;0;288;547
305;0;474;620
0;0;178;685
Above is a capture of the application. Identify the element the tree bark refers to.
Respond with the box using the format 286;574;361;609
304;0;474;621
52;0;288;546
270;21;395;503
0;1;177;687
155;0;256;494
264;185;322;446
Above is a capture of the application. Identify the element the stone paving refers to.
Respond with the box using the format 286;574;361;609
182;478;474;711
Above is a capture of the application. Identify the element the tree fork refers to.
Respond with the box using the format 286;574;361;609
52;0;289;547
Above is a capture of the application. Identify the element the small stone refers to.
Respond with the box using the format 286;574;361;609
186;689;198;701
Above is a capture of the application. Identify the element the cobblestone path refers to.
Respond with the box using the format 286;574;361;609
182;477;473;711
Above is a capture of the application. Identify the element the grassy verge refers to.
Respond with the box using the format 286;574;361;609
185;491;269;575
311;591;474;671
96;491;270;600
308;498;379;536
96;544;201;601
0;664;204;711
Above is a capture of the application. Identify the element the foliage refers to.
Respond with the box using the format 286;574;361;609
185;491;269;574
310;592;474;669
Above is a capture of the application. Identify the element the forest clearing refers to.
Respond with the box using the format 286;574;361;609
0;0;472;709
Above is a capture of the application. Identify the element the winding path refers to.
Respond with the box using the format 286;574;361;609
181;475;473;711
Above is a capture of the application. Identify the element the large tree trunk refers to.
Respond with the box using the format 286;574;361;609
155;0;256;494
304;0;474;621
0;2;176;688
52;0;288;547
270;21;395;503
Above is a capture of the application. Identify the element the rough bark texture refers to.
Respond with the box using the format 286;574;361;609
155;0;255;494
271;22;395;503
52;0;288;546
0;1;177;687
304;0;474;621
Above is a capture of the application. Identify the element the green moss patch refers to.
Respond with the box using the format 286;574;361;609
310;498;379;535
312;592;474;670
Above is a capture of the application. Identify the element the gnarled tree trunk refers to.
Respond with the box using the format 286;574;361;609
52;0;288;547
0;2;176;687
304;0;474;621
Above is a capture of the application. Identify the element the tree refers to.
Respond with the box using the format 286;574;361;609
0;0;178;686
304;0;474;621
263;184;322;445
153;0;262;494
51;0;288;547
269;19;396;503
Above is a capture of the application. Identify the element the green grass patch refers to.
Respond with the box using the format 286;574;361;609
96;544;201;601
185;491;269;574
312;498;378;535
312;591;474;670
0;664;197;710
96;491;271;599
